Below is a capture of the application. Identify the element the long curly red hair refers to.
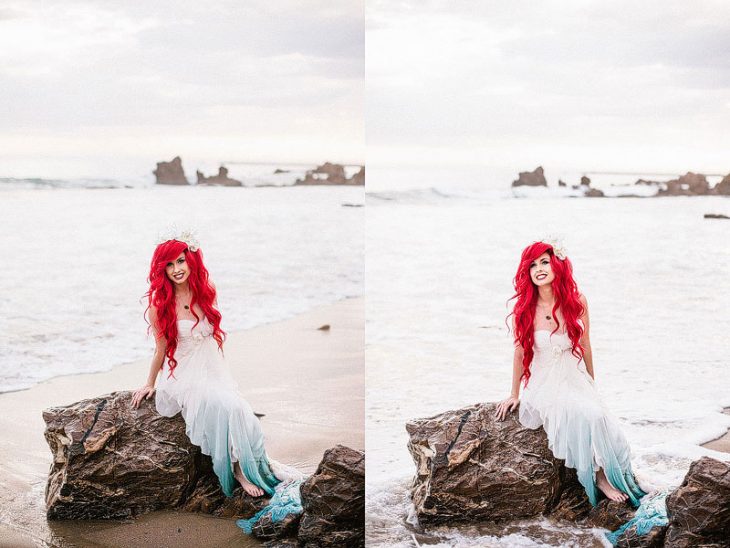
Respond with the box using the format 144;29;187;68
145;239;225;377
508;241;585;385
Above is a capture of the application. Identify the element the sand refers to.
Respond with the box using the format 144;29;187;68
0;298;363;548
701;407;730;454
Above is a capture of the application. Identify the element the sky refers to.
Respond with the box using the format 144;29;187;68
0;0;364;178
367;0;730;177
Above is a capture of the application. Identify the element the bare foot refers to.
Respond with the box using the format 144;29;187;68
233;464;264;497
596;469;629;503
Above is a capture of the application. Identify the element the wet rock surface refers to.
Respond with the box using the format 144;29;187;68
44;391;266;520
44;393;365;546
299;445;365;547
153;156;189;185
663;457;730;548
407;403;730;547
406;402;592;524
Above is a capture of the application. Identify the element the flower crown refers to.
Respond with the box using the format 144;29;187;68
156;228;200;252
541;236;567;260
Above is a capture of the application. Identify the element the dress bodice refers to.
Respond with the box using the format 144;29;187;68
534;329;572;361
176;317;215;356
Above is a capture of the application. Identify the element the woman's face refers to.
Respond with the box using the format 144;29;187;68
529;252;555;286
165;252;190;285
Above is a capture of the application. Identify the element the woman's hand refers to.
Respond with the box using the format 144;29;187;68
131;384;155;409
495;396;520;421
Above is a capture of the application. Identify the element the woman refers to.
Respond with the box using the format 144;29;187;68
495;240;645;507
130;235;280;499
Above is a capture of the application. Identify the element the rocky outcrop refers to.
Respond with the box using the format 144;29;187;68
295;162;364;186
714;173;730;196
657;172;710;196
299;445;365;547
196;166;242;186
350;166;365;186
44;391;268;519
705;213;730;219
512;166;548;187
407;404;730;547
406;402;603;524
153;156;189;185
663;457;730;547
43;392;365;545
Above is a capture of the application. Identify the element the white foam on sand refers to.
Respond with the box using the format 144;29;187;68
1;185;363;393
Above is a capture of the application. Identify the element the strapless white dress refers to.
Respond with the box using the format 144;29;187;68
519;329;645;506
155;317;280;497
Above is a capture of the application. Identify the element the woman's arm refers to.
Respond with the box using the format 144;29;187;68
579;294;594;379
495;323;524;420
131;307;167;408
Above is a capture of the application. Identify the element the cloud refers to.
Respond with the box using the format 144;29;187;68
0;0;364;175
367;0;730;172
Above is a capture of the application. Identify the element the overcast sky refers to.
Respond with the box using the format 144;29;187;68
367;0;730;175
0;0;363;177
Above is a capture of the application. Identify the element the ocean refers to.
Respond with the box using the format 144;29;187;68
1;180;363;393
365;168;730;546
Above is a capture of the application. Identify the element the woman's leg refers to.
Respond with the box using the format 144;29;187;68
233;460;264;497
595;467;629;503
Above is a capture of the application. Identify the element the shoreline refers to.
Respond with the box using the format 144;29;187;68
0;297;363;547
700;407;730;454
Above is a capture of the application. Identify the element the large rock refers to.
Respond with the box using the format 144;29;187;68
405;402;612;524
196;166;242;186
512;166;548;187
44;392;364;544
43;391;266;520
295;162;364;186
658;172;710;196
153;156;189;185
349;165;365;186
663;457;730;547
714;173;730;196
299;445;365;547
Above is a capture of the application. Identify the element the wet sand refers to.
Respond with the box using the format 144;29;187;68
701;407;730;454
0;298;364;547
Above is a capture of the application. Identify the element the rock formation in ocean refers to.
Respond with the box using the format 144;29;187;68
512;166;548;187
406;403;730;546
295;162;364;186
43;392;364;545
714;173;730;196
350;166;365;186
196;166;242;186
153;156;189;185
407;403;597;524
298;445;365;547
663;457;730;547
658;172;710;196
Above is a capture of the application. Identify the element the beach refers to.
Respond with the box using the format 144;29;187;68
0;297;364;548
365;184;730;547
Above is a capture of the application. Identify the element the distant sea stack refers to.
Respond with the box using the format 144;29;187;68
295;163;365;186
511;166;548;187
196;166;242;186
153;156;189;185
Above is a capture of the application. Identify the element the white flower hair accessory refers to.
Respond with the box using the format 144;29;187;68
157;227;200;252
541;235;567;260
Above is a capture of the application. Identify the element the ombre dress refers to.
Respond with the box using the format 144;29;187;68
155;317;302;516
519;328;646;506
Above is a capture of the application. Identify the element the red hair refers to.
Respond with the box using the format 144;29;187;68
508;241;585;385
144;240;225;377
